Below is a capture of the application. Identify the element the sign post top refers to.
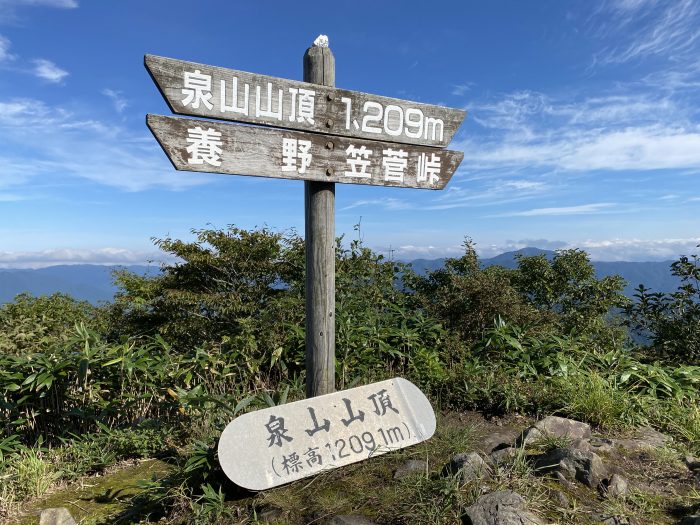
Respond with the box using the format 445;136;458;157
145;54;465;148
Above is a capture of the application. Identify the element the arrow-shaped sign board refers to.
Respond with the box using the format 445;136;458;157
147;114;463;190
146;54;465;148
218;378;436;490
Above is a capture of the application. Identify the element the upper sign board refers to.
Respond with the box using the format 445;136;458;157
218;377;436;490
145;54;466;148
147;114;463;190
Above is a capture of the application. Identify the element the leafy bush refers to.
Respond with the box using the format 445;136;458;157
627;246;700;364
0;292;98;355
404;239;543;346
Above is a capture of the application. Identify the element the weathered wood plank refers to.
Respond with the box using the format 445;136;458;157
217;378;436;490
304;44;336;399
145;54;466;148
146;114;464;190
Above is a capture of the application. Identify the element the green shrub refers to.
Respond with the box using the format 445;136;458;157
0;292;97;355
627;246;700;364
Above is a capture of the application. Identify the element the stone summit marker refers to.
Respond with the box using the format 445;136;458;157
218;378;436;490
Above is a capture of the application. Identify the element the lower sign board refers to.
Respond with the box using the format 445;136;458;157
218;377;436;490
147;114;463;190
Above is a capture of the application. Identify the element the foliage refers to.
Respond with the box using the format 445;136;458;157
513;248;629;342
106;226;306;386
332;236;448;389
404;239;542;346
626;245;700;364
0;292;98;355
2;225;700;522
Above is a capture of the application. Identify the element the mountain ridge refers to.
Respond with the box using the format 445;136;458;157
0;249;682;304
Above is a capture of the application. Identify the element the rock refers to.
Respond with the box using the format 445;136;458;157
480;429;521;453
602;474;629;498
325;516;377;525
589;437;615;454
570;438;591;452
39;508;77;525
518;426;546;445
489;447;518;465
533;447;607;487
679;516;700;525
393;459;427;479
462;491;548;525
554;471;571;486
257;504;284;523
552;489;570;508
518;416;591;446
685;455;700;471
615;426;671;452
443;452;492;485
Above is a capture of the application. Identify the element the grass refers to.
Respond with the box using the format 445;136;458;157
250;413;480;525
0;448;60;516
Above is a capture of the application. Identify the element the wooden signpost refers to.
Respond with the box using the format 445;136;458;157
145;54;465;148
217;378;436;490
146;36;464;488
147;114;463;189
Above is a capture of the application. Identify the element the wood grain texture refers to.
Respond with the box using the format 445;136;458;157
304;44;336;398
146;114;464;190
145;53;465;148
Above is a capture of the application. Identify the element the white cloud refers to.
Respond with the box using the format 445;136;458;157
559;127;700;171
341;197;412;211
458;89;700;174
577;237;700;261
32;59;68;83
0;0;77;16
0;247;173;269
502;180;547;191
0;34;15;62
2;0;78;7
102;88;127;113
390;237;700;262
596;0;700;64
0;96;211;191
491;203;617;217
451;83;473;96
390;244;464;260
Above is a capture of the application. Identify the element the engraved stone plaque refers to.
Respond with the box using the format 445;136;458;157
217;377;436;490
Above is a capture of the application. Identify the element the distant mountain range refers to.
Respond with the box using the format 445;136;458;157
407;248;681;298
0;264;160;304
0;249;682;304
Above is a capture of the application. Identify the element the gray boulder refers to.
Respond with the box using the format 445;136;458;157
679;517;700;525
552;489;570;508
533;447;607;487
480;429;521;453
489;447;518;465
518;416;591;447
39;508;77;525
589;437;615;454
615;426;670;452
393;459;428;479
463;491;547;525
443;452;492;485
602;474;629;498
257;504;283;523
685;455;700;471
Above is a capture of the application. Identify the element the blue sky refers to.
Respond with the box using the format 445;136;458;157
0;0;698;267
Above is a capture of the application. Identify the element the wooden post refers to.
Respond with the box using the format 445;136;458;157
304;41;336;398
